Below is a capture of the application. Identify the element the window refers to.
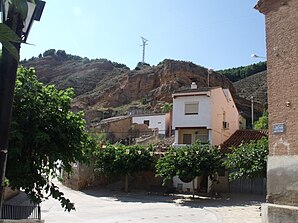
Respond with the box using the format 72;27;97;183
223;121;229;129
185;103;198;115
182;134;192;144
222;111;229;129
194;129;209;144
144;120;150;126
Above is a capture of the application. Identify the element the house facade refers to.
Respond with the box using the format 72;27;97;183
172;86;239;146
132;113;171;137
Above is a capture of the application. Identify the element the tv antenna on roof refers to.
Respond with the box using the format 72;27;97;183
140;37;148;64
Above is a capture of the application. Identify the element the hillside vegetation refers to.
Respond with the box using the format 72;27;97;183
217;61;267;82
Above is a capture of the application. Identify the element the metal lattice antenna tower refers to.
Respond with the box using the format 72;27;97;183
140;37;148;64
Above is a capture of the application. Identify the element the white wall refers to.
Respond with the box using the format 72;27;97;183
132;114;167;135
172;95;212;129
173;176;198;192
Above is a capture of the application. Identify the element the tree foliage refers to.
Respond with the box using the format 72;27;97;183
7;67;95;211
224;137;268;181
155;142;222;186
94;144;153;192
56;49;66;58
162;103;172;113
254;111;268;130
0;23;22;60
42;49;56;57
217;61;267;82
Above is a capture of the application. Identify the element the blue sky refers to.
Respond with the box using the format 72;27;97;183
21;0;266;70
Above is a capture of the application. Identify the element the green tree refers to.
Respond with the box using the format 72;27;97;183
155;142;222;197
0;23;22;60
56;49;67;58
217;61;267;82
7;67;95;211
224;137;268;181
162;103;172;113
42;49;56;57
94;144;153;192
254;111;268;129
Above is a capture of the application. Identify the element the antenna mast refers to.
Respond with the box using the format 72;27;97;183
140;37;148;64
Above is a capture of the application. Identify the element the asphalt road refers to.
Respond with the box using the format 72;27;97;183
6;181;263;223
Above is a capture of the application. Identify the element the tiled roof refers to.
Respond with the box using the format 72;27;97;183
220;129;268;153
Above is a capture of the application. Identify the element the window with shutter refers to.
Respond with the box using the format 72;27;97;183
185;103;198;115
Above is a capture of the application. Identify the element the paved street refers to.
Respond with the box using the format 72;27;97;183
7;182;264;223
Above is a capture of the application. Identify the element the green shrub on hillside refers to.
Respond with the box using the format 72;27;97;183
217;61;267;82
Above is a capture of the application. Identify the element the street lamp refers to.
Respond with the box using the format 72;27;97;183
0;0;45;218
251;53;266;59
1;0;45;42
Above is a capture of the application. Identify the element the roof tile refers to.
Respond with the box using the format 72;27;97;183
220;129;268;153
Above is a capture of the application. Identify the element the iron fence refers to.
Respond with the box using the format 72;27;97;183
1;204;41;220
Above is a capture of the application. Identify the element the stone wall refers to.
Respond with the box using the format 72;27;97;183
63;163;98;190
95;116;132;143
4;187;19;201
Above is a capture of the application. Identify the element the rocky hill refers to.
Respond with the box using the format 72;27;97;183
22;52;266;126
234;71;267;107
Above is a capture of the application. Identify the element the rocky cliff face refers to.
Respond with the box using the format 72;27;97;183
234;71;267;106
22;54;266;126
72;59;235;110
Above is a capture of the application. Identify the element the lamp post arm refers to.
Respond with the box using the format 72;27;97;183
0;4;23;217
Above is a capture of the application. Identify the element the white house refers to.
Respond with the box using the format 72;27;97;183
131;113;171;137
171;84;240;192
172;84;239;146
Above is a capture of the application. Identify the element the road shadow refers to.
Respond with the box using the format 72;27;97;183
81;186;265;209
176;193;265;209
81;187;179;204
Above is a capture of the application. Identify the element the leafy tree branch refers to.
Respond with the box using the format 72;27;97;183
7;67;96;211
224;137;268;181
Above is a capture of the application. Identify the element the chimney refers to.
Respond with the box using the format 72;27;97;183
191;81;197;89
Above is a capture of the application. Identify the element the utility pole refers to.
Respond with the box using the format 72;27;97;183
207;68;213;87
140;37;148;64
251;96;254;128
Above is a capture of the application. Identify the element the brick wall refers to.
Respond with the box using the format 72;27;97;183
264;0;298;155
256;0;298;208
